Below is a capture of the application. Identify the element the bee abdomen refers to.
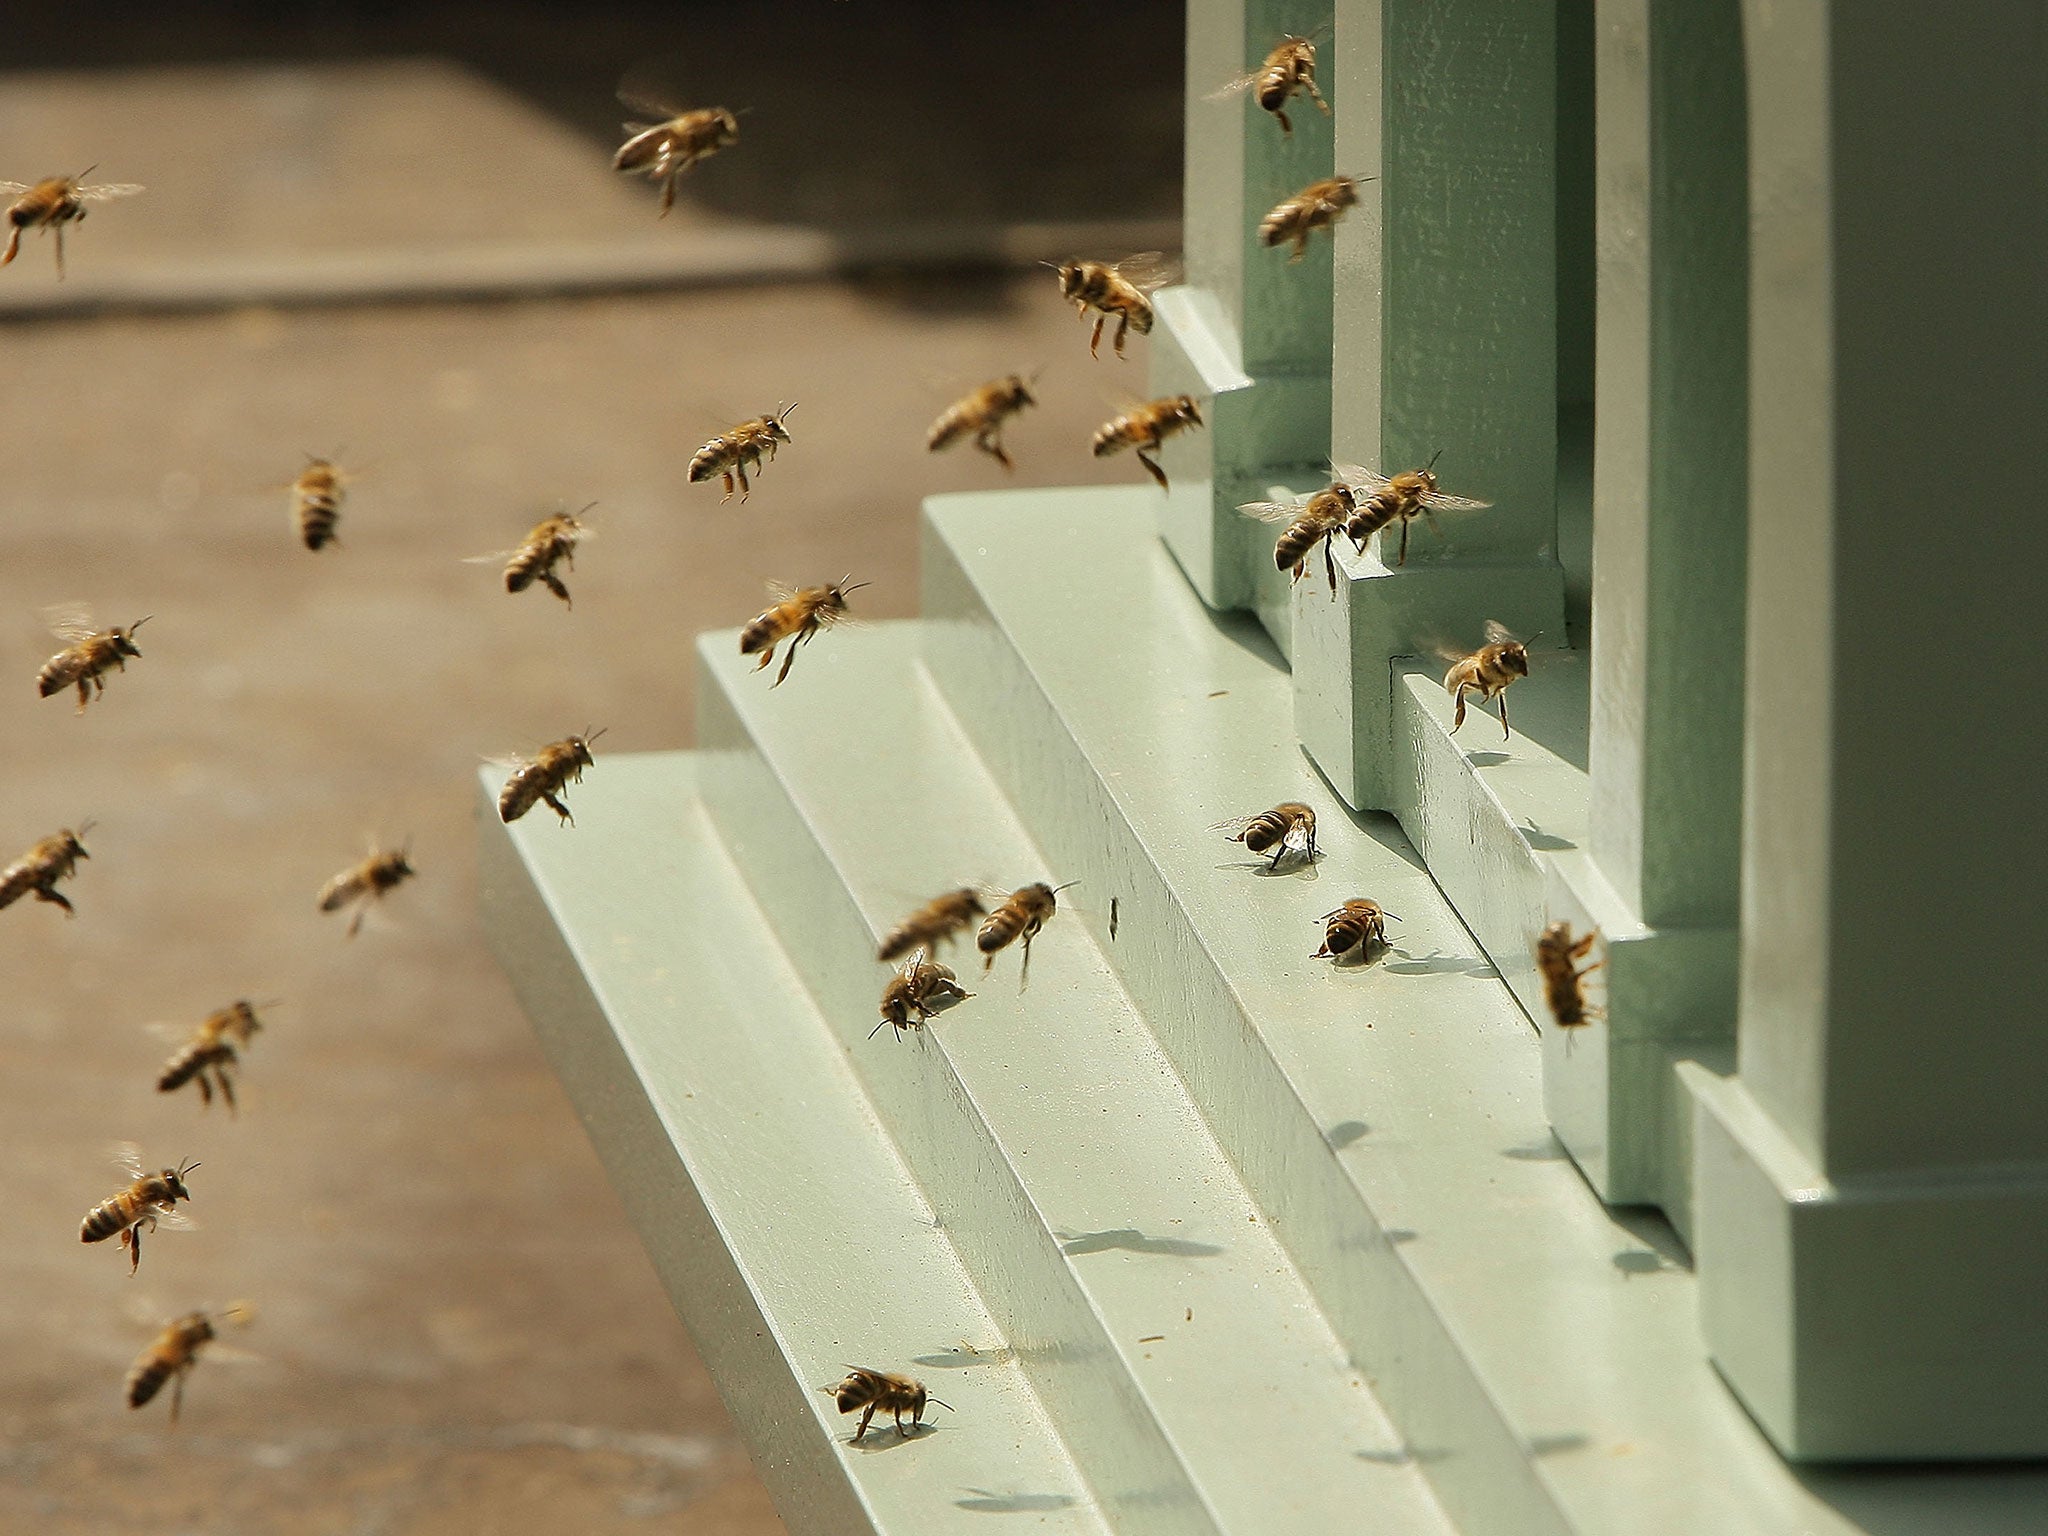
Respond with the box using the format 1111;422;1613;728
157;1042;215;1093
738;615;779;655
498;769;541;823
1239;813;1285;853
81;1198;129;1243
126;1354;172;1408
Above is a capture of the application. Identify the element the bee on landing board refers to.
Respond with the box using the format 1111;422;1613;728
1259;175;1366;262
1336;454;1492;567
823;1367;951;1441
1314;899;1396;964
1536;920;1604;1031
977;881;1076;983
498;729;605;826
613;98;739;216
155;1000;267;1113
1;170;142;277
927;375;1038;471
1048;253;1176;359
690;405;795;502
127;1304;253;1423
464;504;592;606
1239;481;1356;597
1091;395;1204;490
872;948;974;1040
0;822;91;917
81;1145;198;1276
878;887;988;963
318;842;416;936
1206;30;1330;136
739;578;865;687
1441;621;1534;739
289;455;349;551
36;608;148;713
1213;802;1318;871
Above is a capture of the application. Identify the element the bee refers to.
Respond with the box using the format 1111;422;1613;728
498;729;605;826
689;405;795;502
878;887;988;962
290;455;348;551
613;98;740;216
318;842;416;937
1336;453;1492;567
0;822;91;917
927;375;1038;471
1536;920;1604;1031
81;1145;198;1276
977;881;1076;977
1091;395;1204;491
1048;252;1176;359
127;1305;253;1423
470;504;592;606
822;1367;951;1442
36;608;148;713
1314;899;1396;963
1238;481;1356;596
156;1000;266;1113
1212;802;1318;871
739;577;866;687
1259;174;1365;262
872;949;975;1040
1;169;142;277
1441;621;1534;738
1206;31;1329;136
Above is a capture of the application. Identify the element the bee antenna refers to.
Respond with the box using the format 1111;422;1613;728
573;500;599;518
1051;880;1082;894
75;818;97;837
177;1158;201;1177
926;1396;954;1413
129;615;152;632
584;725;609;744
839;578;871;595
780;400;799;419
1425;448;1444;473
76;163;98;181
868;1018;891;1039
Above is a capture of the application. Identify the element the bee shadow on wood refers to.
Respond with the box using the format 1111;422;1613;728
1355;1443;1451;1467
1518;818;1577;851
1501;1136;1570;1162
1464;749;1511;768
1325;1120;1370;1149
956;1490;1078;1514
849;1421;941;1453
1608;1206;1692;1273
1383;948;1498;979
1056;1227;1224;1259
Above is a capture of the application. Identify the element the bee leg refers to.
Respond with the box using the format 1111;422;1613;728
1498;692;1512;741
541;571;571;608
719;471;736;503
978;430;1014;472
195;1071;213;1108
0;224;18;266
1268;841;1286;872
541;791;574;827
347;901;367;939
1289;231;1310;265
126;1224;141;1275
1089;314;1107;359
1308;79;1332;116
74;677;91;713
34;883;76;916
169;1367;185;1426
659;172;678;218
1134;449;1169;491
772;641;801;688
736;463;751;503
1113;313;1132;357
854;1403;877;1443
53;222;65;280
217;1065;237;1116
753;643;777;673
1397;517;1411;567
1275;106;1294;136
1322;533;1338;597
1451;685;1469;734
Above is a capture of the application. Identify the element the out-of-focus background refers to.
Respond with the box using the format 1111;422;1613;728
0;5;1180;1530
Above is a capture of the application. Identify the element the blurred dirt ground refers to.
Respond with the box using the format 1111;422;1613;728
0;7;1180;1531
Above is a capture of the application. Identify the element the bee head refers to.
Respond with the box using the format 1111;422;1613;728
1177;396;1203;426
1007;373;1039;409
1046;259;1082;299
67;821;94;859
715;109;741;145
768;402;797;441
1503;644;1531;678
116;616;150;657
574;726;607;766
166;1158;201;1201
828;577;870;610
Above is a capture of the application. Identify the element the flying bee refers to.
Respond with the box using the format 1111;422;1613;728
155;1000;267;1113
1440;620;1534;738
81;1145;198;1276
1314;899;1396;963
739;577;866;687
1259;174;1366;262
613;97;740;216
1213;801;1318;870
1239;481;1356;596
1;170;142;277
1091;395;1204;491
1048;252;1176;359
0;822;91;917
36;607;148;713
1206;30;1329;135
878;887;988;962
822;1367;951;1442
690;404;795;502
1536;920;1604;1031
927;375;1038;471
127;1304;253;1423
872;949;975;1040
498;729;605;826
289;455;348;551
465;504;593;607
318;841;416;937
977;881;1076;981
1336;453;1492;567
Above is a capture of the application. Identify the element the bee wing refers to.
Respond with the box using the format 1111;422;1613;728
460;548;524;565
143;1021;190;1046
0;182;31;196
1283;821;1313;853
763;579;800;602
1110;251;1181;290
1423;491;1494;512
155;1209;197;1232
1203;69;1264;102
1483;619;1521;647
617;87;686;119
480;749;532;770
1330;461;1392;496
41;601;97;642
1423;633;1471;665
1207;813;1262;836
75;182;143;202
108;1141;145;1180
1236;497;1308;525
